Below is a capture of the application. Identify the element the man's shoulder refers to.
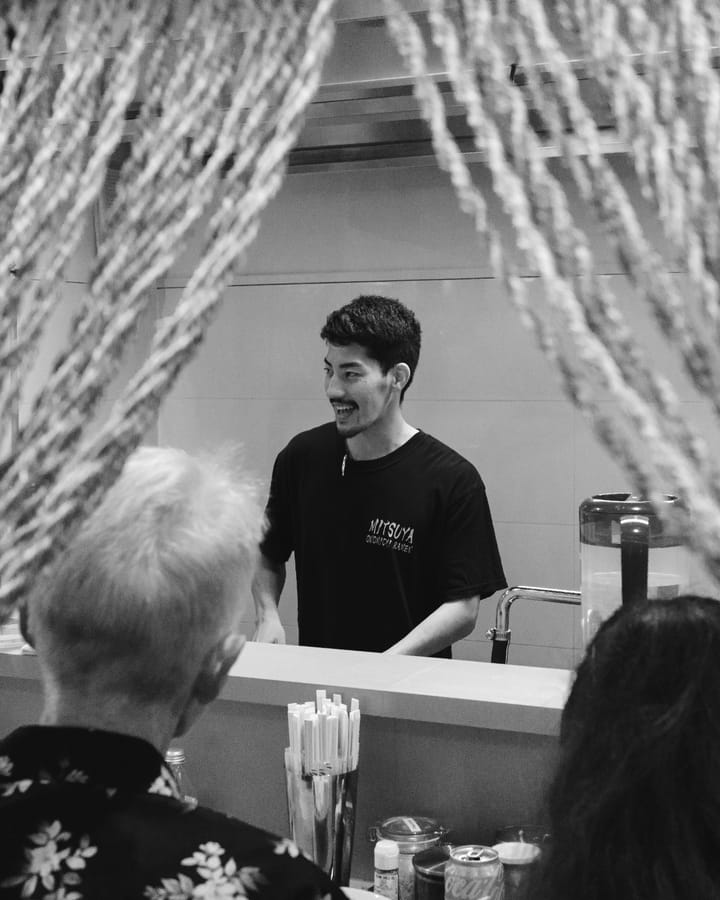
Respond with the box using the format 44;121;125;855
274;423;341;474
180;803;295;856
0;788;338;900
179;807;335;896
130;799;339;898
282;422;339;456
415;431;484;485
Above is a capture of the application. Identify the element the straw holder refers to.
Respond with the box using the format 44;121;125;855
284;750;359;886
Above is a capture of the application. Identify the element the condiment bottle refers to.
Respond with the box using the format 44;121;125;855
374;839;399;900
164;747;198;807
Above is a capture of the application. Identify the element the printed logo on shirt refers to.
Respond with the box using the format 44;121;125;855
365;517;415;554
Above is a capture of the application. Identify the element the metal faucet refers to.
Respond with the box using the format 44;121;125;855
487;585;581;664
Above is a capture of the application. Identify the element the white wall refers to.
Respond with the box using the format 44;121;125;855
18;215;159;449
155;155;720;668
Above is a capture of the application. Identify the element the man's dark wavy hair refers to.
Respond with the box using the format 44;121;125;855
533;595;720;900
320;295;421;400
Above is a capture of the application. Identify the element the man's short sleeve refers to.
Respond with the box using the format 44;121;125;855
438;466;507;602
259;449;293;564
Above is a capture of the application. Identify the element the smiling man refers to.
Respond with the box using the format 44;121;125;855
252;295;507;657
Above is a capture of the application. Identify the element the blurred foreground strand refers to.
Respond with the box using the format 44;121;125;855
5;0;720;622
384;0;720;587
0;0;335;620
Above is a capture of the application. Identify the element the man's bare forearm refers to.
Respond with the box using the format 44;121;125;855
251;555;287;643
252;555;285;612
383;596;480;656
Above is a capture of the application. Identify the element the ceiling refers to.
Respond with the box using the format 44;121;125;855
111;4;619;174
75;2;717;176
287;2;619;171
4;2;718;174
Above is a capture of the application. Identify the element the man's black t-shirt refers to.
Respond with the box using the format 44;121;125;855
261;423;507;656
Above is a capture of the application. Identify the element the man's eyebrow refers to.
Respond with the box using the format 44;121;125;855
323;358;364;369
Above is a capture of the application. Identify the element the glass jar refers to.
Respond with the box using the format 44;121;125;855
413;844;452;900
493;825;548;900
369;816;449;900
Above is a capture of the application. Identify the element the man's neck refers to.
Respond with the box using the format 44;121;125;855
345;416;418;461
40;690;180;755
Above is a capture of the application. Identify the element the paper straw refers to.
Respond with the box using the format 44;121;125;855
287;689;360;774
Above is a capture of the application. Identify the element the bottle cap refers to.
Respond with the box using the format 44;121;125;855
375;839;399;869
165;747;186;764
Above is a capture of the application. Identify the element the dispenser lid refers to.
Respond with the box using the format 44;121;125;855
376;815;448;848
579;493;683;548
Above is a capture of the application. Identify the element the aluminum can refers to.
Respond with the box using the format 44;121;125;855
444;845;504;900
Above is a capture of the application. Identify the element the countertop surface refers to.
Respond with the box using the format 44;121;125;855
0;642;572;735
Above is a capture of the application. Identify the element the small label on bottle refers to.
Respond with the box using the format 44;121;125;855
374;869;399;900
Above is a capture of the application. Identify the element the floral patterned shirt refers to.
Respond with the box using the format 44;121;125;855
0;726;343;900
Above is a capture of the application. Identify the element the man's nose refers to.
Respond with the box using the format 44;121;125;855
325;373;343;398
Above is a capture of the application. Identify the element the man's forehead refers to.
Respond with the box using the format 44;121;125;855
323;342;376;367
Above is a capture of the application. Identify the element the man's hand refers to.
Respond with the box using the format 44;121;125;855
252;609;286;645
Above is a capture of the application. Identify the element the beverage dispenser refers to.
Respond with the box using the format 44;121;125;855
579;493;689;646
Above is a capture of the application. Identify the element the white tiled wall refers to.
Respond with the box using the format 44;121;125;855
144;160;720;667
19;215;159;450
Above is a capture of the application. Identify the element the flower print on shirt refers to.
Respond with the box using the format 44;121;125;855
148;765;183;801
0;728;341;900
144;841;266;899
1;776;32;797
273;838;308;858
0;761;92;799
0;819;97;898
63;769;89;785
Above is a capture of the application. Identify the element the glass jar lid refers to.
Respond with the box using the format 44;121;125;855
578;493;683;548
375;816;448;851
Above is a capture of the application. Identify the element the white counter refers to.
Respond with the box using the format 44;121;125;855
226;643;572;734
0;642;572;734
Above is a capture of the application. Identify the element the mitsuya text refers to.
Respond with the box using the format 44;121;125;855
365;517;415;553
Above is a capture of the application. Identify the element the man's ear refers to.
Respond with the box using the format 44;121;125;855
192;632;246;706
391;362;411;393
174;633;246;738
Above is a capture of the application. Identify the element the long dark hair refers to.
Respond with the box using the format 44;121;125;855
534;595;720;900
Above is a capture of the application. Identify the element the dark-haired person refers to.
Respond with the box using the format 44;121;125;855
0;446;344;900
533;595;720;900
253;295;506;657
